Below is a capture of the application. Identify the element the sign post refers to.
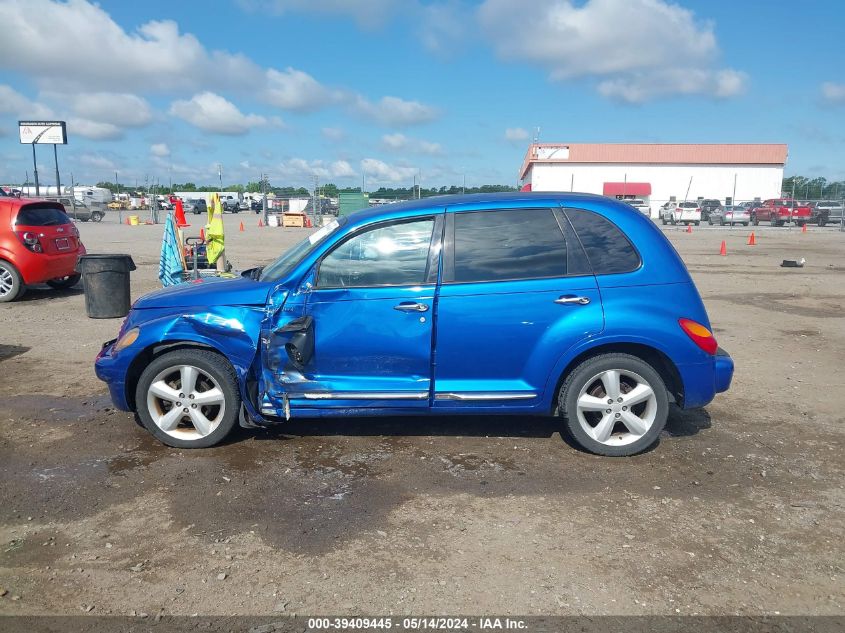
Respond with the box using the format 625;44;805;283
19;121;67;197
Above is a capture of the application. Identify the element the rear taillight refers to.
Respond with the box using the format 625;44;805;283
16;231;44;253
679;318;718;355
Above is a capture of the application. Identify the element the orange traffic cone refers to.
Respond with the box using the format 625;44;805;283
719;240;727;256
239;221;244;232
747;232;756;246
125;217;130;225
258;218;264;228
199;227;205;241
174;199;189;228
802;223;807;233
686;224;692;233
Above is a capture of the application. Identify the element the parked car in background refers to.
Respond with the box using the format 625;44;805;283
45;197;104;222
186;199;208;215
661;201;702;225
709;205;750;226
0;197;87;302
95;192;733;456
250;200;264;213
699;199;722;222
750;199;811;227
624;199;651;216
222;199;240;213
808;201;844;227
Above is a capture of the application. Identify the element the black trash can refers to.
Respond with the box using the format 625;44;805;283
76;254;136;319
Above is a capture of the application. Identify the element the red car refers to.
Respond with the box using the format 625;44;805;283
0;191;87;302
750;198;811;227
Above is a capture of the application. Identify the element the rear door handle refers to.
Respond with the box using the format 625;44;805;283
554;296;591;305
394;302;429;312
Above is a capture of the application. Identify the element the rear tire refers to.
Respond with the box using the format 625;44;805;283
0;260;25;303
91;211;104;222
46;273;81;289
558;353;669;457
135;349;241;448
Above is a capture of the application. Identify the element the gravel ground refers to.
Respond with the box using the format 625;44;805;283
0;213;843;616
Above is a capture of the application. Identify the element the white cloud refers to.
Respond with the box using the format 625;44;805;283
321;127;346;141
264;67;334;111
504;127;529;142
382;133;408;150
418;2;468;56
478;0;745;102
244;0;399;28
275;157;357;181
381;133;443;154
0;0;261;91
169;92;268;135
77;153;117;171
361;158;418;184
62;92;153;127
69;118;122;140
0;84;53;118
598;68;746;104
821;82;845;105
353;95;439;127
150;143;170;157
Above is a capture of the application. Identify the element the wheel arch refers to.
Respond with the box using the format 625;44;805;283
549;341;683;414
124;340;229;410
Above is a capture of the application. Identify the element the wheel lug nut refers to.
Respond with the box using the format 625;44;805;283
188;394;195;400
183;408;189;413
179;393;185;398
605;409;611;414
176;402;181;407
615;413;621;418
617;397;623;403
191;404;197;409
607;399;613;404
622;406;627;411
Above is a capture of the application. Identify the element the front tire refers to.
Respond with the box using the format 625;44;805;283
135;349;241;448
91;211;104;222
558;353;669;457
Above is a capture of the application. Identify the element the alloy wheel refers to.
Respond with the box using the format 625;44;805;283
0;267;14;298
146;364;226;440
575;369;658;446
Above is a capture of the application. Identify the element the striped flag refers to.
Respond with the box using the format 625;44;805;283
158;212;184;287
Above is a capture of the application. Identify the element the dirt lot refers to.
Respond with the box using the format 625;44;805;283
1;214;843;617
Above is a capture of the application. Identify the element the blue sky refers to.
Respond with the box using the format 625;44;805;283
1;0;843;190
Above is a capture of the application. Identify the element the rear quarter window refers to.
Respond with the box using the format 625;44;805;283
14;204;72;226
564;207;641;275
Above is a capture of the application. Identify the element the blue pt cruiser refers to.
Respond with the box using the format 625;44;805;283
96;193;734;456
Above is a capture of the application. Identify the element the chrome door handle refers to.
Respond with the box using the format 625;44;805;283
554;296;591;305
394;302;429;312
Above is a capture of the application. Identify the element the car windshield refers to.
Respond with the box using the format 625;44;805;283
259;218;345;282
680;202;698;208
776;200;798;208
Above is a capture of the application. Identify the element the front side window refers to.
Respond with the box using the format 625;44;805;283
565;208;641;275
318;218;434;288
452;208;567;283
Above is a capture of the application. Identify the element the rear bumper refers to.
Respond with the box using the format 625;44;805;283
18;246;85;284
677;347;734;409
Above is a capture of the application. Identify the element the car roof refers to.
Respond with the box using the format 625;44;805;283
346;191;615;223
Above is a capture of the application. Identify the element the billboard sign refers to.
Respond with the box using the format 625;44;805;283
19;120;68;145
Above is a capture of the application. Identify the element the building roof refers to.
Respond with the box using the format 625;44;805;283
520;143;789;179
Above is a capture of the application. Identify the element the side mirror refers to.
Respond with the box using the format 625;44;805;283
276;315;314;368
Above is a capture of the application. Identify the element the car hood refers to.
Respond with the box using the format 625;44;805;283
134;276;271;309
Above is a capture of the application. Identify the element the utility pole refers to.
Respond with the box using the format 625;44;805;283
31;143;40;197
115;170;122;224
53;144;61;196
313;175;319;222
217;163;223;191
261;172;269;226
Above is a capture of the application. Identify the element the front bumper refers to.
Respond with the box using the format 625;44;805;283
95;339;133;411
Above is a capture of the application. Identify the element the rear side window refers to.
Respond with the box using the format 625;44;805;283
452;208;567;283
14;204;71;226
565;208;641;275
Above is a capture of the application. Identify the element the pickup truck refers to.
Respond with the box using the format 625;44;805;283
750;199;811;227
45;197;104;222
